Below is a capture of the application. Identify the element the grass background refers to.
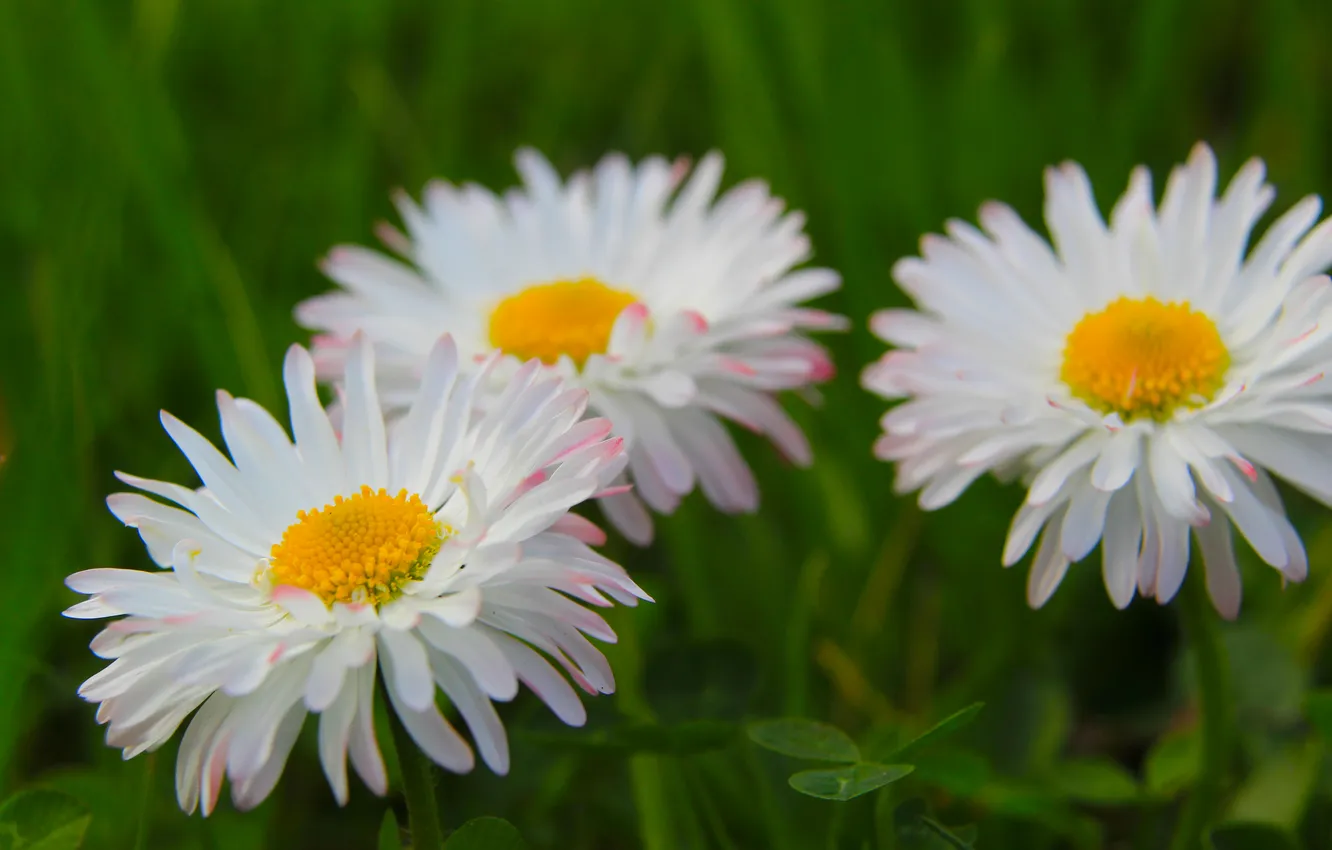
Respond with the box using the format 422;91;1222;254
4;0;1332;847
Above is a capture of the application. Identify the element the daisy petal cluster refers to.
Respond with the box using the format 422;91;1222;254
296;149;846;544
864;143;1332;617
66;335;648;814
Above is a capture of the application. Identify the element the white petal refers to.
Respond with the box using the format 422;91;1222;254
283;345;345;496
1148;436;1206;523
416;619;519;701
1027;435;1103;507
1002;494;1068;567
1195;514;1241;620
1136;472;1162;597
347;662;387;796
487;629;586;726
305;632;368;712
341;335;389;490
1102;489;1141;609
638;371;697;408
1090;428;1141;492
669;409;757;512
270;585;333;627
1168;428;1234;503
380;656;473;773
225;662;309;783
430;654;510;774
392;335;460;494
1247;469;1308;582
418;586;482;628
232;702;305;811
317;674;360;805
1152;517;1191;604
1060;485;1113;562
598;490;653;545
377;630;435;713
1027;513;1071;608
1219;425;1332;505
159;412;272;538
175;692;233;815
1215;467;1289;569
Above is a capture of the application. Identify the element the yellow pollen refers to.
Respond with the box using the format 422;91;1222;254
488;277;637;366
269;486;445;607
1060;296;1230;421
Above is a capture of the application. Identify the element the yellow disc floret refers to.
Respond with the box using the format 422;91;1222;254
269;486;444;607
1060;296;1230;421
488;277;637;366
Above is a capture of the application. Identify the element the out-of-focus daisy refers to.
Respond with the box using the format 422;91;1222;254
864;143;1332;617
296;149;845;544
65;335;648;815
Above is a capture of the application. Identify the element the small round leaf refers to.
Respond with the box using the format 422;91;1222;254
0;789;91;850
788;763;914;801
1144;730;1200;797
748;719;861;763
1049;757;1139;805
444;817;527;850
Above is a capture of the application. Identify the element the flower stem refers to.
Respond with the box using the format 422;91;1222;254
388;703;445;850
1168;567;1232;850
132;753;156;850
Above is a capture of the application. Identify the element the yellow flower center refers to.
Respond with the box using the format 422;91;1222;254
488;277;637;366
269;486;445;607
1060;296;1230;421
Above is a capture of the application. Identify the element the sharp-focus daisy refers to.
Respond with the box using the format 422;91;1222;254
296;149;845;544
863;143;1332;618
65;335;648;814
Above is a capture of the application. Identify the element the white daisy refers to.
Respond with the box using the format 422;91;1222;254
296;149;845;544
863;143;1332;618
65;334;649;815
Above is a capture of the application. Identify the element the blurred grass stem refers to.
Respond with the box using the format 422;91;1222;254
388;701;445;850
132;752;155;850
1168;568;1231;850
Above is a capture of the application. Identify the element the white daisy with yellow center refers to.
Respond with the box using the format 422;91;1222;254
65;335;648;814
296;149;846;544
864;143;1332;617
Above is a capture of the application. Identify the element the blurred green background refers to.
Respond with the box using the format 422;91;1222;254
4;0;1332;847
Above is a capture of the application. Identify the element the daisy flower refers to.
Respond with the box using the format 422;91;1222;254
296;149;845;544
65;335;648;814
863;143;1332;617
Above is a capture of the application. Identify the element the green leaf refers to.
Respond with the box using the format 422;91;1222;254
1224;739;1321;832
1206;822;1299;850
377;809;402;850
788;763;913;801
444;816;527;850
0;789;91;850
747;718;860;763
36;768;140;850
891;703;985;761
1144;729;1200;797
520;719;737;755
1048;757;1140;804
